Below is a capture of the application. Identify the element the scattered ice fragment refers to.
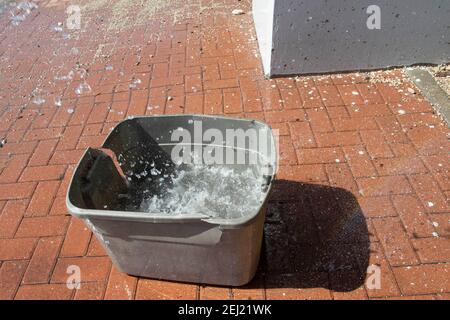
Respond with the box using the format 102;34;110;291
31;88;45;105
129;78;141;88
17;1;38;11
54;97;62;107
67;108;74;114
10;1;38;26
10;14;26;25
32;96;45;105
76;68;88;79
54;70;74;81
75;82;92;95
140;166;264;219
52;22;63;32
232;9;245;15
427;201;434;207
70;47;79;55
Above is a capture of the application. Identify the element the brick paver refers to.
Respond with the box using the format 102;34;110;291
0;0;449;300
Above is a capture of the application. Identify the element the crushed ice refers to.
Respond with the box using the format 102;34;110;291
139;165;265;219
31;88;45;105
54;71;74;81
54;97;62;107
10;1;38;26
75;82;92;95
129;78;141;89
70;47;80;55
51;22;63;32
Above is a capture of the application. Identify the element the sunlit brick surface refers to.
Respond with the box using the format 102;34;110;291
0;0;449;300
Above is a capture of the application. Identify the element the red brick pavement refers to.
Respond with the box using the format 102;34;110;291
0;0;449;300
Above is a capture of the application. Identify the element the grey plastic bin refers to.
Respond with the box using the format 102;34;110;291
66;115;277;286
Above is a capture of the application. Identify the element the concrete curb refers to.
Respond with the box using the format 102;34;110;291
405;68;450;127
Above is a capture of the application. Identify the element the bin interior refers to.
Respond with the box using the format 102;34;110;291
68;116;276;220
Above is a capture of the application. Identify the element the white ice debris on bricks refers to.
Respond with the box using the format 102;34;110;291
51;22;63;32
54;97;62;107
74;68;92;95
54;70;74;81
31;88;46;105
129;78;141;89
139;165;265;219
10;1;38;26
232;9;245;15
75;82;91;95
407;88;416;94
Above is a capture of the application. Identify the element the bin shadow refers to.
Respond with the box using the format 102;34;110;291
254;179;370;292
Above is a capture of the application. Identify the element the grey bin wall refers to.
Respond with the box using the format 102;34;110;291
252;0;450;76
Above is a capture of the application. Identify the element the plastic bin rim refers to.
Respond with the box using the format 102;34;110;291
66;192;271;227
66;114;277;227
107;113;272;126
